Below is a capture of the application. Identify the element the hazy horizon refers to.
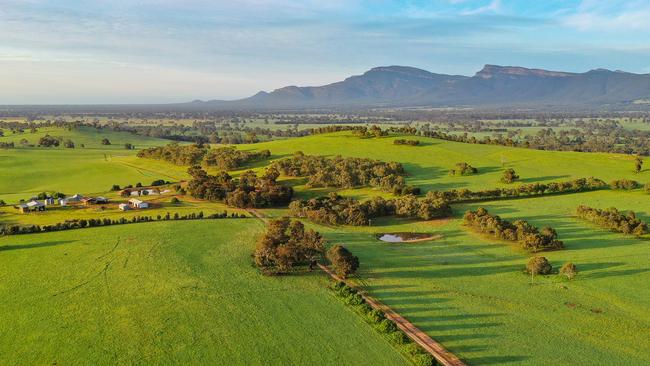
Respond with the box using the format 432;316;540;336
2;0;650;104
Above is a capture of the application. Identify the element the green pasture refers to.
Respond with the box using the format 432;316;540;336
237;131;648;193
0;220;407;365
296;188;650;365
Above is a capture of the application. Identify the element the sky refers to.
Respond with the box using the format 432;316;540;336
1;0;650;104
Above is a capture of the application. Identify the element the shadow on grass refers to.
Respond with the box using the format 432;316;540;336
0;240;75;252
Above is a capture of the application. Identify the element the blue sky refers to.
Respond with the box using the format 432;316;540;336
1;0;650;103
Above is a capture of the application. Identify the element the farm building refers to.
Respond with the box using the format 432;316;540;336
118;203;130;211
18;200;46;213
67;194;84;202
81;197;110;205
128;198;149;209
130;190;141;196
145;189;159;195
44;198;55;205
58;198;67;206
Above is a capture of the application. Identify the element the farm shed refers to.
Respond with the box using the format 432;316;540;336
128;198;149;209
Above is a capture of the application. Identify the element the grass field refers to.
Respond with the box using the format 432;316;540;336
2;128;650;365
0;220;408;365
237;131;648;194
295;188;650;365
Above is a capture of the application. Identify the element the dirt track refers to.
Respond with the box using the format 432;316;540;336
247;209;465;366
319;264;466;366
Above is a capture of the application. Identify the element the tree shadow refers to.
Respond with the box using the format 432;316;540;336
518;175;570;183
0;240;75;252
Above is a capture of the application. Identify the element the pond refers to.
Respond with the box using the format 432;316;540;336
377;232;439;243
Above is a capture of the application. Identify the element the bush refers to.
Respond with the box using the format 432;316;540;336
412;353;435;366
559;262;578;280
501;168;519;184
387;330;410;345
357;302;373;315
367;309;385;324
170;197;180;204
526;256;552;275
111;184;121;191
377;319;398;334
151;179;166;186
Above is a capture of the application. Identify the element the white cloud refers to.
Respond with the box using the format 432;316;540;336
562;0;650;31
461;0;502;15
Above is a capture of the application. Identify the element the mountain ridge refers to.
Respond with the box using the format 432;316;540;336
201;64;650;109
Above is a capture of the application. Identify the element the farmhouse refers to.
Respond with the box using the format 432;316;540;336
128;198;149;209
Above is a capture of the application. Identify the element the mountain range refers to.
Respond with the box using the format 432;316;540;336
197;65;650;110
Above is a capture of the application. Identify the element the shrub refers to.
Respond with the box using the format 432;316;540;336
377;319;398;334
151;179;166;186
111;184;121;191
526;256;552;275
560;262;578;280
357;303;373;315
367;309;385;324
387;330;410;345
412;353;435;366
170;197;180;204
345;293;365;306
501;168;519;184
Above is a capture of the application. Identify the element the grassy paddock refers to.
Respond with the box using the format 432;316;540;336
0;220;407;365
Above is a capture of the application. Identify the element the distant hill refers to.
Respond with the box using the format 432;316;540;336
198;65;650;109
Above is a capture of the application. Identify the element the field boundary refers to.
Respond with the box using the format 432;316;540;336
319;264;466;366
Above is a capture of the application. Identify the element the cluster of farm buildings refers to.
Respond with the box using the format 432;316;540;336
15;190;170;214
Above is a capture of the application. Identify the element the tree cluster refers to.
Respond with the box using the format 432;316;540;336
353;125;388;138
449;162;478;176
187;167;292;208
427;177;607;203
253;218;325;274
271;152;414;194
289;193;451;226
576;205;648;236
38;135;61;147
202;146;270;170
137;143;269;170
463;208;564;252
610;179;639;190
393;139;420;146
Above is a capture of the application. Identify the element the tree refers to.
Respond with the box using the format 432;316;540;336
559;262;577;280
326;245;359;278
110;184;121;191
254;218;325;274
63;139;75;148
634;155;643;173
124;143;134;150
101;138;111;145
526;256;552;282
501;168;519;184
